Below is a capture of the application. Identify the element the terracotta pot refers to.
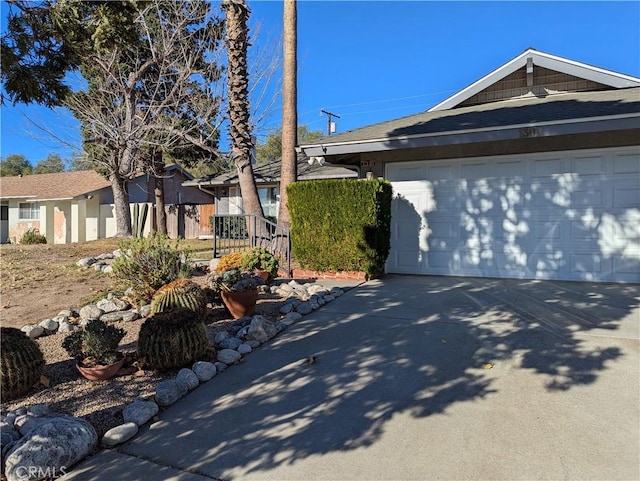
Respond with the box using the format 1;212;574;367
221;290;258;319
255;269;271;282
77;356;125;381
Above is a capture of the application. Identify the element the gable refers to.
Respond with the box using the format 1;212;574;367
429;48;640;111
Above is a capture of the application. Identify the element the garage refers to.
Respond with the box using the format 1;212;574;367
386;147;640;283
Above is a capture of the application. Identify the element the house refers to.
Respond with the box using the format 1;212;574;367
0;165;214;243
299;48;640;283
184;154;358;219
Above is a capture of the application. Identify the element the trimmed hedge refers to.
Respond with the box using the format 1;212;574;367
288;178;392;275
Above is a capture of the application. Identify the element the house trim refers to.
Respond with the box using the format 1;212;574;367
428;48;640;112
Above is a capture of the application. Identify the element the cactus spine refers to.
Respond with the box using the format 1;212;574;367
150;279;208;319
138;308;211;370
1;328;45;401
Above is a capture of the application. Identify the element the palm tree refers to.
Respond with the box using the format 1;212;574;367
278;0;297;229
221;0;264;219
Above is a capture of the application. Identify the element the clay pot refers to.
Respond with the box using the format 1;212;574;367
254;269;271;282
221;290;258;319
76;356;125;381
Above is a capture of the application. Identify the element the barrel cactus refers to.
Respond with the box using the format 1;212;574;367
138;308;211;370
1;327;45;401
150;279;208;319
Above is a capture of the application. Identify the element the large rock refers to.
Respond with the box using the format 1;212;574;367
20;325;44;339
4;416;97;481
79;305;103;321
192;361;217;382
217;349;241;365
176;368;199;392
245;316;278;344
155;379;188;407
96;297;129;313
122;401;159;426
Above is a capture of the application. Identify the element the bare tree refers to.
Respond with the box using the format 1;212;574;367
65;0;225;236
221;0;264;221
278;0;298;228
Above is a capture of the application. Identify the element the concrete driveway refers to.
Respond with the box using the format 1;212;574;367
64;275;640;481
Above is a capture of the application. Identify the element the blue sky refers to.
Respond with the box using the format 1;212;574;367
1;1;639;165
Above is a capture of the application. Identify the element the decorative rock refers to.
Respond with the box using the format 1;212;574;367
246;315;278;343
103;265;113;274
217;349;241;365
274;321;287;333
39;318;59;332
237;343;252;355
214;362;228;373
58;321;77;333
14;407;27;416
245;340;261;348
214;331;230;344
123;401;159;426
276;283;294;293
99;311;127;323
176;368;199;391
4;416;97;481
192;361;217;382
97;297;129;313
57;310;74;318
295;302;313;315
330;287;344;297
283;312;303;325
20;325;44;339
76;257;96;267
0;423;19;446
102;422;138;446
27;404;50;417
279;303;295;314
309;300;320;310
138;305;152;318
218;337;242;350
121;310;140;322
323;295;336;303
79;304;103;321
155;379;188;407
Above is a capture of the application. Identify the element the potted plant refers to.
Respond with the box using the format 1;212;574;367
62;319;127;381
241;248;279;281
209;269;262;319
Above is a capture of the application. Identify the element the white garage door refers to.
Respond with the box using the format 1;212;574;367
386;147;640;283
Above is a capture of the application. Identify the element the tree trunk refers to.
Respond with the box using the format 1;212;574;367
154;152;167;235
110;174;132;237
222;0;264;221
278;0;298;229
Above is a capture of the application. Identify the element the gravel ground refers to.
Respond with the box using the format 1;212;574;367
1;295;287;438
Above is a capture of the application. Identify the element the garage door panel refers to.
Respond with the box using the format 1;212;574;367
387;147;640;283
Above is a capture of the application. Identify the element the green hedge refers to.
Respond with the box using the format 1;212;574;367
288;178;392;275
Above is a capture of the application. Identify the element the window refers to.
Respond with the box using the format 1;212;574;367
258;187;279;218
19;202;40;220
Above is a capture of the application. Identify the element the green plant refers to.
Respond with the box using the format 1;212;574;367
20;228;47;245
1;328;45;401
150;279;208;319
137;308;211;370
208;268;262;292
111;234;192;302
241;248;279;278
214;251;244;273
62;319;126;366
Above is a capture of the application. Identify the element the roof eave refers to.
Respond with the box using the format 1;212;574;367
300;114;640;157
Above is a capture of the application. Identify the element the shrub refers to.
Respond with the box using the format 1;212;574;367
1;327;45;401
20;228;47;244
214;251;244;273
241;247;279;278
62;319;126;365
150;279;208;319
137;308;211;370
111;234;192;302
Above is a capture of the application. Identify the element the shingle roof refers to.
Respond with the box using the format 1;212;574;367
301;87;640;148
185;155;358;187
0;170;110;201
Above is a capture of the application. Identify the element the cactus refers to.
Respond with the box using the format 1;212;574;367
138;308;211;370
132;203;149;238
1;328;45;401
150;279;208;319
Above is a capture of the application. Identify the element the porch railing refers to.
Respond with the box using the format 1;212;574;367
211;214;291;276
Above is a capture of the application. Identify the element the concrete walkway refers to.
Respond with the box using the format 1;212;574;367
61;276;640;481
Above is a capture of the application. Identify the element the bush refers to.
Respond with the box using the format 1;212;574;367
20;228;47;244
214;251;244;273
62;319;126;366
111;234;192;302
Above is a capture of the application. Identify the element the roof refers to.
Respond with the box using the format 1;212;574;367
300;87;640;157
429;48;640;111
184;155;358;188
0;170;111;201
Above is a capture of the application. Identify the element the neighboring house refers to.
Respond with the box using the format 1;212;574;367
184;155;358;218
0;165;214;243
299;48;640;283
